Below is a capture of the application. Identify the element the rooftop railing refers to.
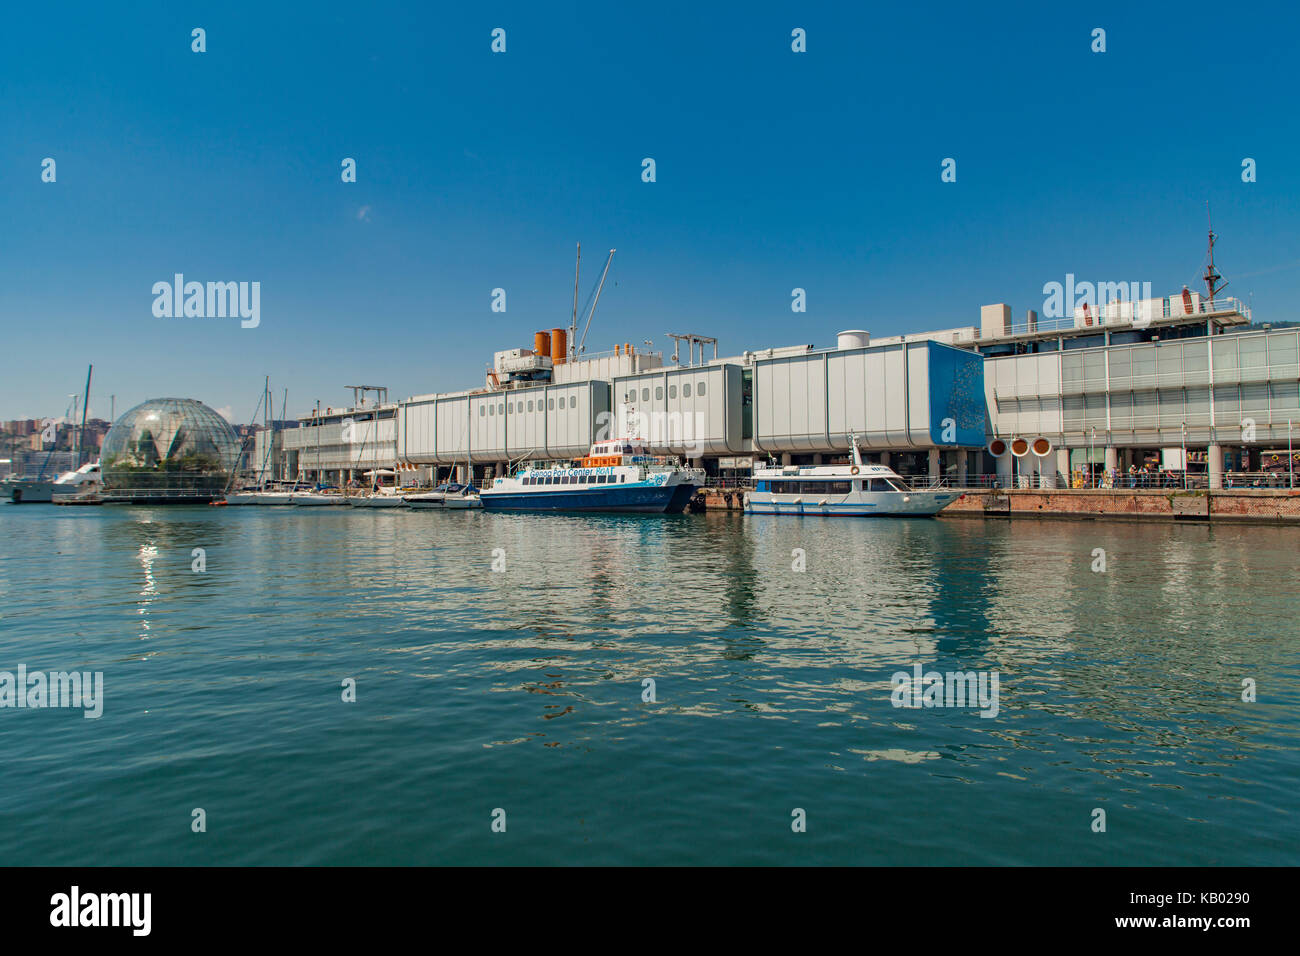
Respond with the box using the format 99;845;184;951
998;295;1252;339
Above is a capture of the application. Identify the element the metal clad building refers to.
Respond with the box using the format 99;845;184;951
398;381;610;465
986;327;1300;448
753;341;985;452
611;363;746;455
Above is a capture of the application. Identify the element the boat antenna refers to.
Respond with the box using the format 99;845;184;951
570;242;581;363
1203;201;1228;303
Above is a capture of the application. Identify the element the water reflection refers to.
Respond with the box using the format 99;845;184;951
9;504;1296;823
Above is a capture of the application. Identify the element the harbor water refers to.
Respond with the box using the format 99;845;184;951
0;504;1296;865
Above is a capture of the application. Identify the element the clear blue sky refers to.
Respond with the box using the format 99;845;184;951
2;1;1297;422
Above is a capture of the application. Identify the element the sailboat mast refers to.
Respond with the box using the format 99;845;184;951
258;375;270;486
78;365;92;468
279;388;288;482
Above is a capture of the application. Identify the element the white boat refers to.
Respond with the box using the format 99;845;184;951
5;461;101;504
404;482;480;509
226;489;296;505
480;439;702;513
290;491;348;506
349;488;410;508
441;491;482;510
744;437;960;517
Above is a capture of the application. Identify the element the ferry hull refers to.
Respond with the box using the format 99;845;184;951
481;483;694;514
744;491;959;517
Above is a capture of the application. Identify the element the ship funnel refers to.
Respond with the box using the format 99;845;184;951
1030;436;1053;457
987;438;1008;458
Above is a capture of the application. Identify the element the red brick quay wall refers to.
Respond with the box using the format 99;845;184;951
693;487;1300;523
942;488;1300;523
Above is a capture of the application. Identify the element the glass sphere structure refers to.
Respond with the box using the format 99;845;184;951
101;398;242;501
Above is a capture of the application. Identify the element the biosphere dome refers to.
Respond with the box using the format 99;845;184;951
101;398;242;502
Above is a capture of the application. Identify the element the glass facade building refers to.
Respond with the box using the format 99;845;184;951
101;398;242;502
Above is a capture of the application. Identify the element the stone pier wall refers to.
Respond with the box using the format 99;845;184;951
695;487;1300;523
941;488;1300;523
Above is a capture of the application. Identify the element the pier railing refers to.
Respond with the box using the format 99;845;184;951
903;471;1299;491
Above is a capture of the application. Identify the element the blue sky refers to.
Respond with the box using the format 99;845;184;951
2;1;1297;422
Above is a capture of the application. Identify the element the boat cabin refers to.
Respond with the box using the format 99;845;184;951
578;440;649;468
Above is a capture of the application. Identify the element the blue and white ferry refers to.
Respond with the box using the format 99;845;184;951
744;438;961;517
480;439;703;513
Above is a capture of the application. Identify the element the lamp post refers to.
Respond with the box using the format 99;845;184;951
1181;422;1188;490
1089;427;1096;489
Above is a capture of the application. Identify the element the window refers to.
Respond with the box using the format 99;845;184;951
528;400;534;412
498;403;504;414
570;396;577;408
868;478;891;491
683;383;691;397
641;388;650;402
626;391;634;402
517;402;523;413
548;399;555;410
668;385;677;399
697;382;706;396
655;386;664;400
488;405;494;416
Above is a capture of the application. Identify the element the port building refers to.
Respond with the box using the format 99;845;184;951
255;289;1295;491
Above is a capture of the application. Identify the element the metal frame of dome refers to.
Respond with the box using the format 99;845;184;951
101;398;242;503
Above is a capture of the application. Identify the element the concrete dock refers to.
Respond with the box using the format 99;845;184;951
693;486;1300;522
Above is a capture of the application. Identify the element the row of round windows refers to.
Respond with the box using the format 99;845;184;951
625;382;707;403
478;380;709;417
481;395;579;416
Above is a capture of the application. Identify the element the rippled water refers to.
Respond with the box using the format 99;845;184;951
0;503;1296;865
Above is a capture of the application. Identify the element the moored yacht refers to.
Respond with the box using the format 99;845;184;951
404;482;480;509
225;483;301;505
744;438;960;517
479;439;702;513
4;461;101;504
290;488;348;506
349;486;410;508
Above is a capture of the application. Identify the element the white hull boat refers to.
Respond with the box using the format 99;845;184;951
290;492;348;506
404;482;480;509
744;437;960;517
226;490;295;505
349;492;409;508
4;461;101;504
